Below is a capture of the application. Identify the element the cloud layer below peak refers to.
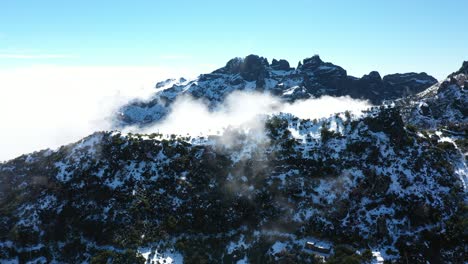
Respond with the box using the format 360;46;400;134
0;65;371;161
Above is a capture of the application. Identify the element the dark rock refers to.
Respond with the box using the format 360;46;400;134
341;71;385;103
461;61;468;73
214;55;270;82
299;55;347;79
362;71;382;82
420;104;431;116
271;59;291;71
383;72;437;88
300;55;323;70
446;61;468;86
256;79;265;89
460;61;468;71
224;57;243;74
450;77;458;85
199;73;223;81
240;54;269;81
382;72;437;99
155;78;175;88
449;60;468;78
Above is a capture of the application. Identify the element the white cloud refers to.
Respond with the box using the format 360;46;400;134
0;65;197;161
136;91;371;137
281;96;373;120
138;91;281;136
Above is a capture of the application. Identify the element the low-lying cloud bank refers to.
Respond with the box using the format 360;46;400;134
0;66;371;161
133;91;372;136
0;65;195;161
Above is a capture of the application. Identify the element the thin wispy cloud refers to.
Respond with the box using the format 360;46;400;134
0;54;77;59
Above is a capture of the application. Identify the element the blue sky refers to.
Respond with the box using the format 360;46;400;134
1;0;468;79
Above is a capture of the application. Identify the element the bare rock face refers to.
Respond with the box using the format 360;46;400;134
271;58;291;71
239;54;270;82
300;55;347;78
382;72;438;99
449;60;468;77
214;54;269;82
447;61;468;87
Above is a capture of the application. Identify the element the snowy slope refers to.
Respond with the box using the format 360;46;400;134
0;104;465;263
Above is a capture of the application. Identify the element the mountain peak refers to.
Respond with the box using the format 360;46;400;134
449;60;468;77
271;58;291;71
446;60;468;88
213;54;270;81
300;55;324;69
362;71;382;81
457;60;468;74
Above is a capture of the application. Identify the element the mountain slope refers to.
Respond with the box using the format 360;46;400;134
0;106;465;263
0;59;465;264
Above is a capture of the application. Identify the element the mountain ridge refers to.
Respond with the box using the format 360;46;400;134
117;54;437;127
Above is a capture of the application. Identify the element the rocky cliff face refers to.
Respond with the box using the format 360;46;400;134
117;55;437;127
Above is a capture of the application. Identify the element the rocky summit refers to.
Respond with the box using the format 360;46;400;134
117;55;437;127
0;59;466;264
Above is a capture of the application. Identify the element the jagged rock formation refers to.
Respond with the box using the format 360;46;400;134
117;55;437;126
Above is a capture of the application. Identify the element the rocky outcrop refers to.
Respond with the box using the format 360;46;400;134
446;61;468;88
383;72;437;96
213;54;269;82
271;58;291;71
299;55;347;78
239;54;269;82
449;60;468;77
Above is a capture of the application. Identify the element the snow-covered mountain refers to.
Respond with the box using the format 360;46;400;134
117;55;437;127
0;59;465;264
399;61;467;130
